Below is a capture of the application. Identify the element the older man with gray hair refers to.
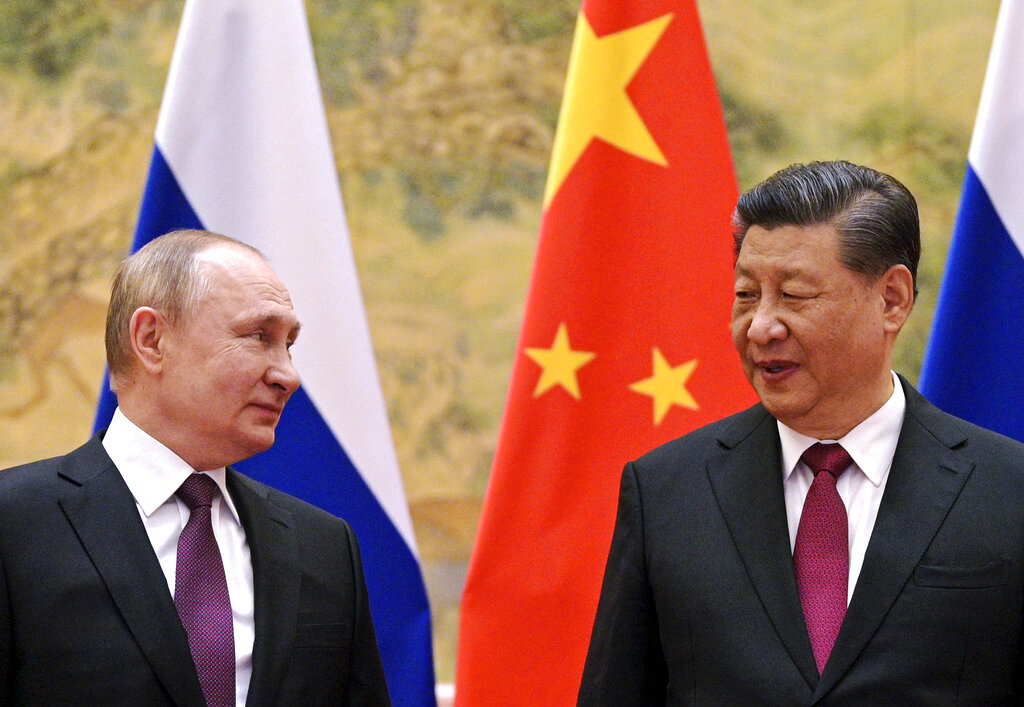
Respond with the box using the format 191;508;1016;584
1;229;391;706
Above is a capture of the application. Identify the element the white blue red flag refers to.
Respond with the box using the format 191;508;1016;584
93;1;436;703
919;0;1024;443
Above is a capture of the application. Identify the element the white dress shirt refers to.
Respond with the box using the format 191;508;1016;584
779;371;906;605
103;407;255;707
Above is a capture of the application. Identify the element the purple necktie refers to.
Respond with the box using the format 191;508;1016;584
793;442;853;674
175;473;235;707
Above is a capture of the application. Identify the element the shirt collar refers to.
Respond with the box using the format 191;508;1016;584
102;407;241;524
778;371;906;487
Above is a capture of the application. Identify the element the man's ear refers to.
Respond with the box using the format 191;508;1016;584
879;264;915;334
129;307;168;375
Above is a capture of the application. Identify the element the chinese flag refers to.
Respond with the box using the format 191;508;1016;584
455;1;756;704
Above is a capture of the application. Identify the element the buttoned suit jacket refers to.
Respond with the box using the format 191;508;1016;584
579;376;1024;705
0;435;390;706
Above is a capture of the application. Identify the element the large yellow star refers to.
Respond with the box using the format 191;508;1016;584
543;12;673;207
629;348;699;424
524;323;596;399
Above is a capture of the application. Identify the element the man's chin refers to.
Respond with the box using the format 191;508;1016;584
240;428;278;459
757;394;809;428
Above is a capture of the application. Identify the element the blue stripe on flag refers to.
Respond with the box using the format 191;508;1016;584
134;147;204;243
920;166;1024;441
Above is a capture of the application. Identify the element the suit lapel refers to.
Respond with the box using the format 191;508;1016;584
814;380;975;698
228;472;301;707
706;405;820;688
56;437;205;707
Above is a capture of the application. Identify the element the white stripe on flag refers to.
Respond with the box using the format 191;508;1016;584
968;0;1024;256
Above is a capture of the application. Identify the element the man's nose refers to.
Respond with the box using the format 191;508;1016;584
746;301;787;345
267;348;301;394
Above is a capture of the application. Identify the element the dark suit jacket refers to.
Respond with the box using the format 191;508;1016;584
579;377;1024;705
0;435;391;706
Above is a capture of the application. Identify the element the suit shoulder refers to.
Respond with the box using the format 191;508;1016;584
903;383;1024;458
0;437;108;498
0;457;57;489
227;470;355;535
0;458;59;511
632;403;771;470
1;449;70;481
940;415;1024;474
958;417;1024;454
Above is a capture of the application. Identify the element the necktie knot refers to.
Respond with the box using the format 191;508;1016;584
176;473;218;510
801;442;853;480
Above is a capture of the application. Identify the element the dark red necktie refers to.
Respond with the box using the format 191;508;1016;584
175;473;235;707
794;442;854;674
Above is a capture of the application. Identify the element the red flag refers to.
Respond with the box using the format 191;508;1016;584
456;1;756;703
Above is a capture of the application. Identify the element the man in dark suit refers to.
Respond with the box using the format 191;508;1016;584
579;161;1024;704
0;229;391;705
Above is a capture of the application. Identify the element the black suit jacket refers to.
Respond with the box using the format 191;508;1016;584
0;435;390;706
579;377;1024;705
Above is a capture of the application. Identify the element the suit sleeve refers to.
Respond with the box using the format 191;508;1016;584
578;461;667;705
340;522;392;706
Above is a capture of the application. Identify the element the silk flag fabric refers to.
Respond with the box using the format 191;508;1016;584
92;2;436;704
919;0;1024;443
456;1;756;703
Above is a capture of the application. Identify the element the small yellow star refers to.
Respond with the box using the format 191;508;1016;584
629;348;699;424
524;323;596;399
544;12;673;207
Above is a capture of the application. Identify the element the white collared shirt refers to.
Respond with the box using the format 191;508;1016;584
103;407;254;707
779;371;906;605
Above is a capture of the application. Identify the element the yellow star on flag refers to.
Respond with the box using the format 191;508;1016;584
630;347;699;424
525;322;596;400
543;12;673;207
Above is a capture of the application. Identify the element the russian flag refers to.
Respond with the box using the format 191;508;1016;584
93;1;437;704
919;0;1024;443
